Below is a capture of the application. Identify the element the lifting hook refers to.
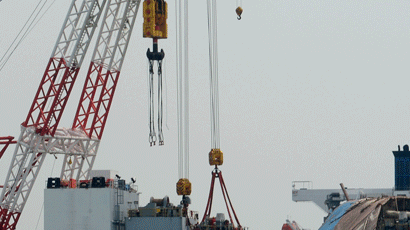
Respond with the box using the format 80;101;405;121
236;6;243;20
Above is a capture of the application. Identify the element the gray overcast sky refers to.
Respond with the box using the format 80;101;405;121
1;0;410;229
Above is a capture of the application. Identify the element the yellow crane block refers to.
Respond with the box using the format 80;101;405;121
236;6;243;20
143;0;168;38
209;149;223;166
176;178;191;195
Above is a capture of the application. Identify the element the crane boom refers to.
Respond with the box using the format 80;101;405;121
63;0;141;182
0;1;107;229
22;0;107;136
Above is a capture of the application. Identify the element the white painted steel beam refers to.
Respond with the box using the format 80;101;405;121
52;0;108;67
292;187;394;212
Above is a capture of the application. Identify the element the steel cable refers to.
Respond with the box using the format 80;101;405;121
175;0;189;179
207;0;220;149
149;60;156;146
157;60;164;145
183;0;189;179
176;0;183;179
0;0;56;73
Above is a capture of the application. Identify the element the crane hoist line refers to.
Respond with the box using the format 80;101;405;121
143;0;168;146
174;0;191;217
201;0;243;229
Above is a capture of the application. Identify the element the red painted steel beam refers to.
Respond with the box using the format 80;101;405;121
23;57;80;136
0;136;16;159
73;62;120;139
0;209;20;230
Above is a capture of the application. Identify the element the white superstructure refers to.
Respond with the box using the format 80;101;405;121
44;187;139;230
44;170;139;230
292;181;393;212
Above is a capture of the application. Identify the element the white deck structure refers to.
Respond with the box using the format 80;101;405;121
292;181;394;212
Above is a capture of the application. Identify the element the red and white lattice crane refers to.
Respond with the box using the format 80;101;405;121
0;137;16;161
0;0;141;229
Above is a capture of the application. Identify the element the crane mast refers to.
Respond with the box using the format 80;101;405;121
0;0;141;229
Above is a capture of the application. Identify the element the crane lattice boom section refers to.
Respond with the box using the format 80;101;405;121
22;0;107;137
0;1;108;229
0;127;48;229
67;0;140;183
73;0;140;139
53;0;107;68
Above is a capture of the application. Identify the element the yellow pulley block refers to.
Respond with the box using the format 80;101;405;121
236;6;243;20
143;0;168;38
209;148;223;166
176;178;191;195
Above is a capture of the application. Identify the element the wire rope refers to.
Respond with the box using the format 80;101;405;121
0;0;56;73
207;0;220;149
163;59;169;130
213;0;220;148
183;0;189;179
236;0;243;7
35;156;57;230
176;0;181;179
0;0;44;66
157;60;164;145
149;60;156;146
175;0;189;179
207;0;214;148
